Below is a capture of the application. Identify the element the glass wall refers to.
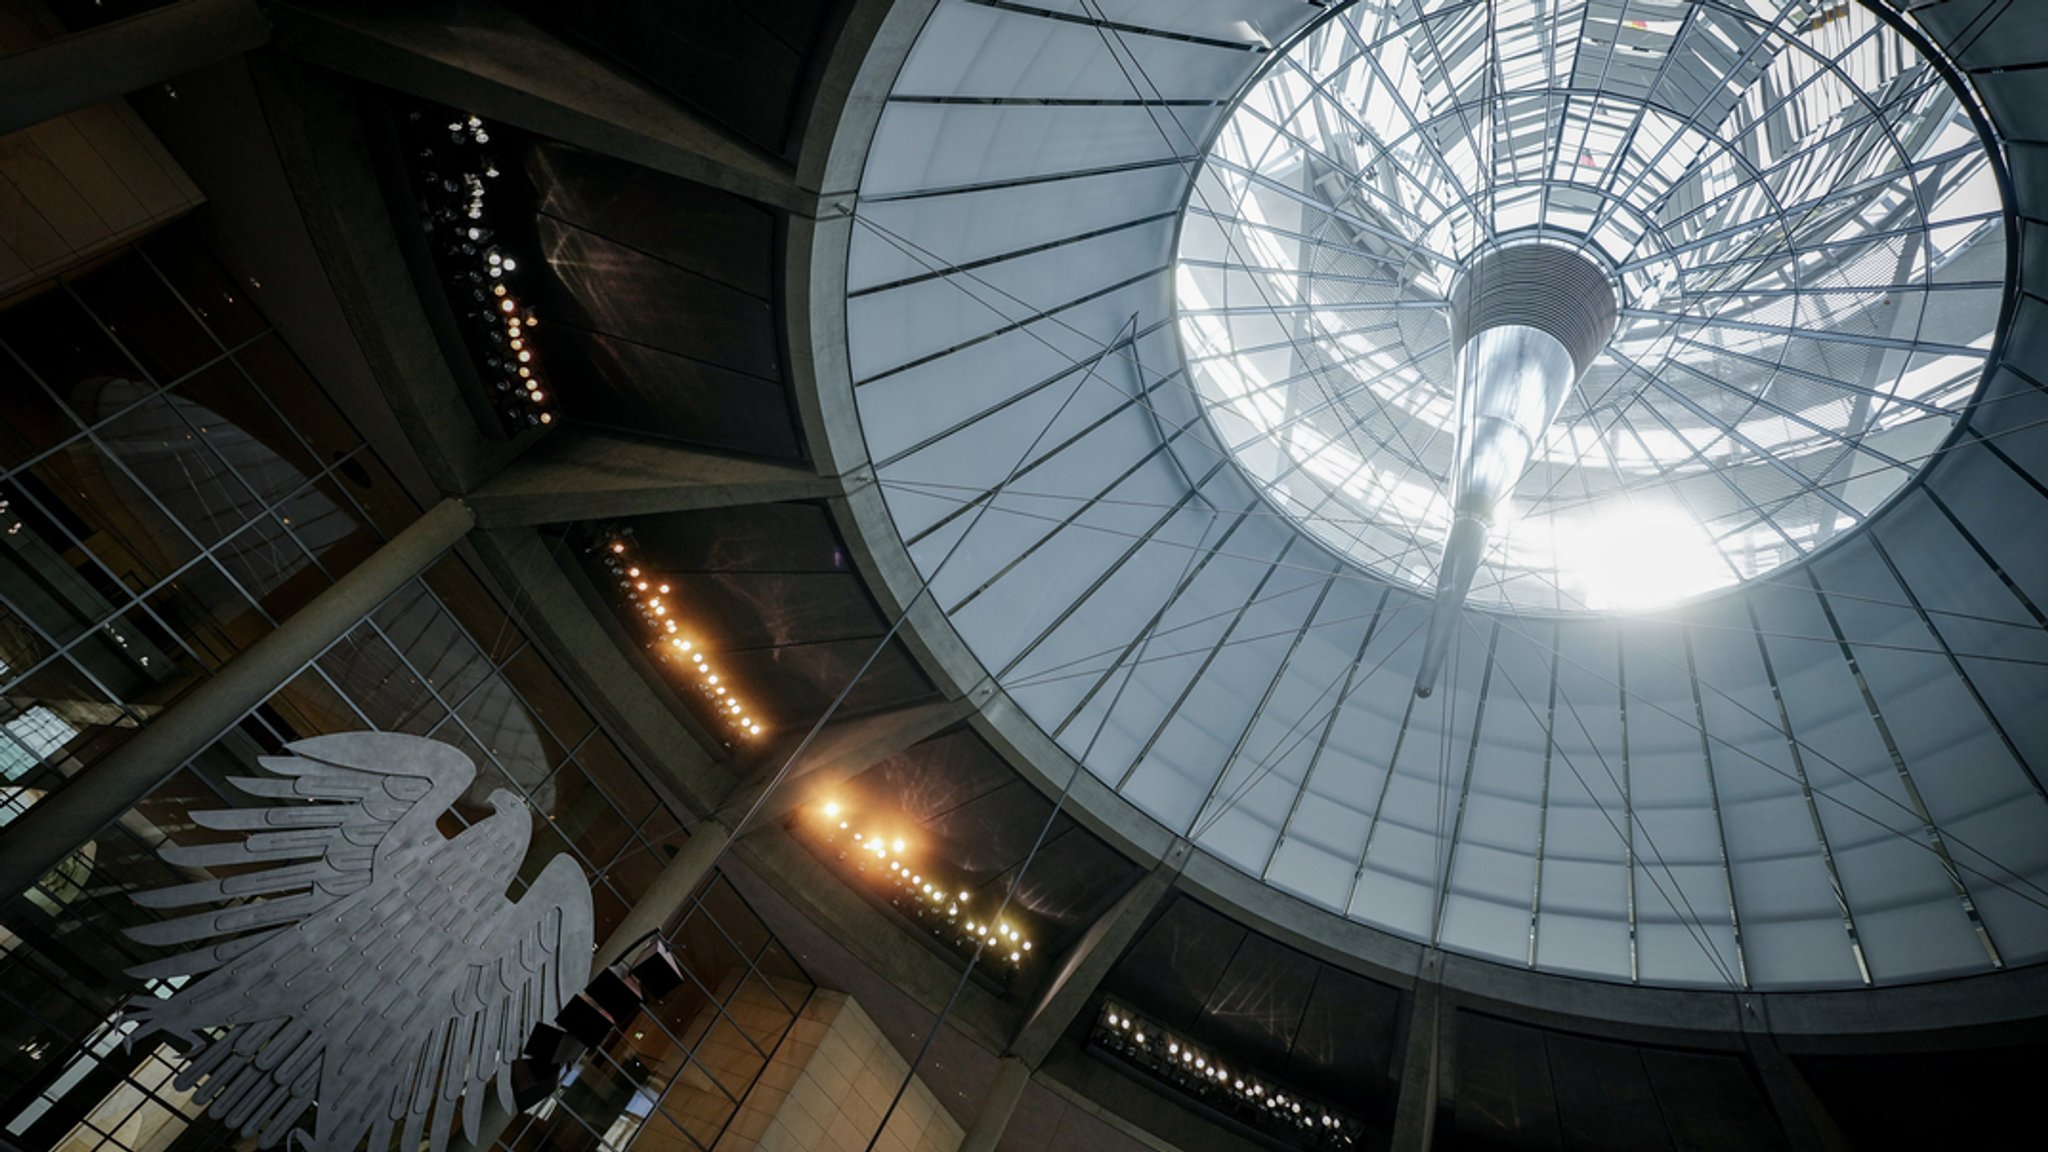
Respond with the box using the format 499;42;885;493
0;226;809;1152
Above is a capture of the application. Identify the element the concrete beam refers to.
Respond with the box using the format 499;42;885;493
1741;999;1855;1152
0;498;474;904
715;694;980;831
250;54;526;496
0;0;268;136
468;430;842;528
1011;841;1189;1069
1391;954;1446;1152
269;0;813;215
958;1056;1031;1152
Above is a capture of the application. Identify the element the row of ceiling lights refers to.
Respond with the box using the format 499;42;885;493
594;529;764;741
1094;1003;1361;1149
810;800;1033;967
408;108;556;431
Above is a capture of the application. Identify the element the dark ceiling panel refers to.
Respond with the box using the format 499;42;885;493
532;219;779;378
665;570;885;654
866;728;1018;823
528;143;774;301
542;327;801;459
1105;895;1247;1034
1795;1044;2048;1150
714;634;934;724
1544;1033;1674;1152
1284;966;1402;1107
504;0;835;157
626;503;844;574
1450;1013;1564;1152
1639;1049;1786;1152
1194;932;1321;1073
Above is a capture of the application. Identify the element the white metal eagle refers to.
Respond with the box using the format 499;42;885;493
122;732;594;1152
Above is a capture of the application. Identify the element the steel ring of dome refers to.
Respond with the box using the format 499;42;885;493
837;0;2048;991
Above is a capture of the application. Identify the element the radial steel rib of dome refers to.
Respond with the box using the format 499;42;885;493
1415;246;1617;697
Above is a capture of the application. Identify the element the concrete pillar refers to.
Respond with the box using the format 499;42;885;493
1391;958;1446;1152
958;1055;1031;1152
0;0;270;137
0;497;475;904
591;818;732;973
1741;999;1852;1152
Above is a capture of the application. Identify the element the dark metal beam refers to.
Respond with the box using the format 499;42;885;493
467;430;842;527
0;0;269;137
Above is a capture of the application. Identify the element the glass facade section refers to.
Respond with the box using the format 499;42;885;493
0;226;810;1152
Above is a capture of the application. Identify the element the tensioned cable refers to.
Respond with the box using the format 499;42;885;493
878;480;2048;674
875;472;2048;638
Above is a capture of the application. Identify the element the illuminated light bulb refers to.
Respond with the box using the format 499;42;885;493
1134;1032;1144;1043
680;640;693;652
538;412;552;425
664;621;676;633
1022;942;1031;951
652;604;666;616
517;351;531;363
635;580;647;590
838;821;849;829
658;584;670;594
823;802;840;818
611;543;626;554
958;892;969;903
500;299;518;313
528;390;544;402
692;653;703;664
670;638;685;650
706;674;718;685
852;832;863;842
749;723;761;733
715;686;727;696
501;258;515;271
892;839;905;853
1010;951;1020;961
1169;1043;1179;1055
508;338;523;350
493;284;508;297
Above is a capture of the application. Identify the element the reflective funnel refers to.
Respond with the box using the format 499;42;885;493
1415;246;1617;697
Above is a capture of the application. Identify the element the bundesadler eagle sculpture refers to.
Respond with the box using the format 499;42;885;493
121;732;595;1152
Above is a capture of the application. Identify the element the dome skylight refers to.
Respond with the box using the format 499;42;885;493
1177;0;2007;613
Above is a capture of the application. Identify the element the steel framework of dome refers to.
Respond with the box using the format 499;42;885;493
837;0;2048;990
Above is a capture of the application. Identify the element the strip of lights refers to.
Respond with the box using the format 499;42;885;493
1093;1002;1361;1149
408;109;556;432
811;800;1032;968
595;529;764;741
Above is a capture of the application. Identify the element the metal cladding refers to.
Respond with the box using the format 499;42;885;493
1416;247;1618;697
1448;243;1619;379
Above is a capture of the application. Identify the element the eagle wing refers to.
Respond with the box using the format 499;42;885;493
120;732;479;1148
407;852;593;1152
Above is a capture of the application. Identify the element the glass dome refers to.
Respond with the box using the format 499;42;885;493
1177;0;2006;612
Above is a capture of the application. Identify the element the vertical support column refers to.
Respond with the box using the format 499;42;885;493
1392;952;1447;1152
0;497;475;904
958;1056;1031;1152
0;0;270;136
1741;998;1852;1152
590;817;732;973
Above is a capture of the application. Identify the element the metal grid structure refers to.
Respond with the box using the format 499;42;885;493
1179;0;2007;612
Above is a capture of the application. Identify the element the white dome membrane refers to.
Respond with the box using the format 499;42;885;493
842;0;2048;990
1178;0;2007;613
